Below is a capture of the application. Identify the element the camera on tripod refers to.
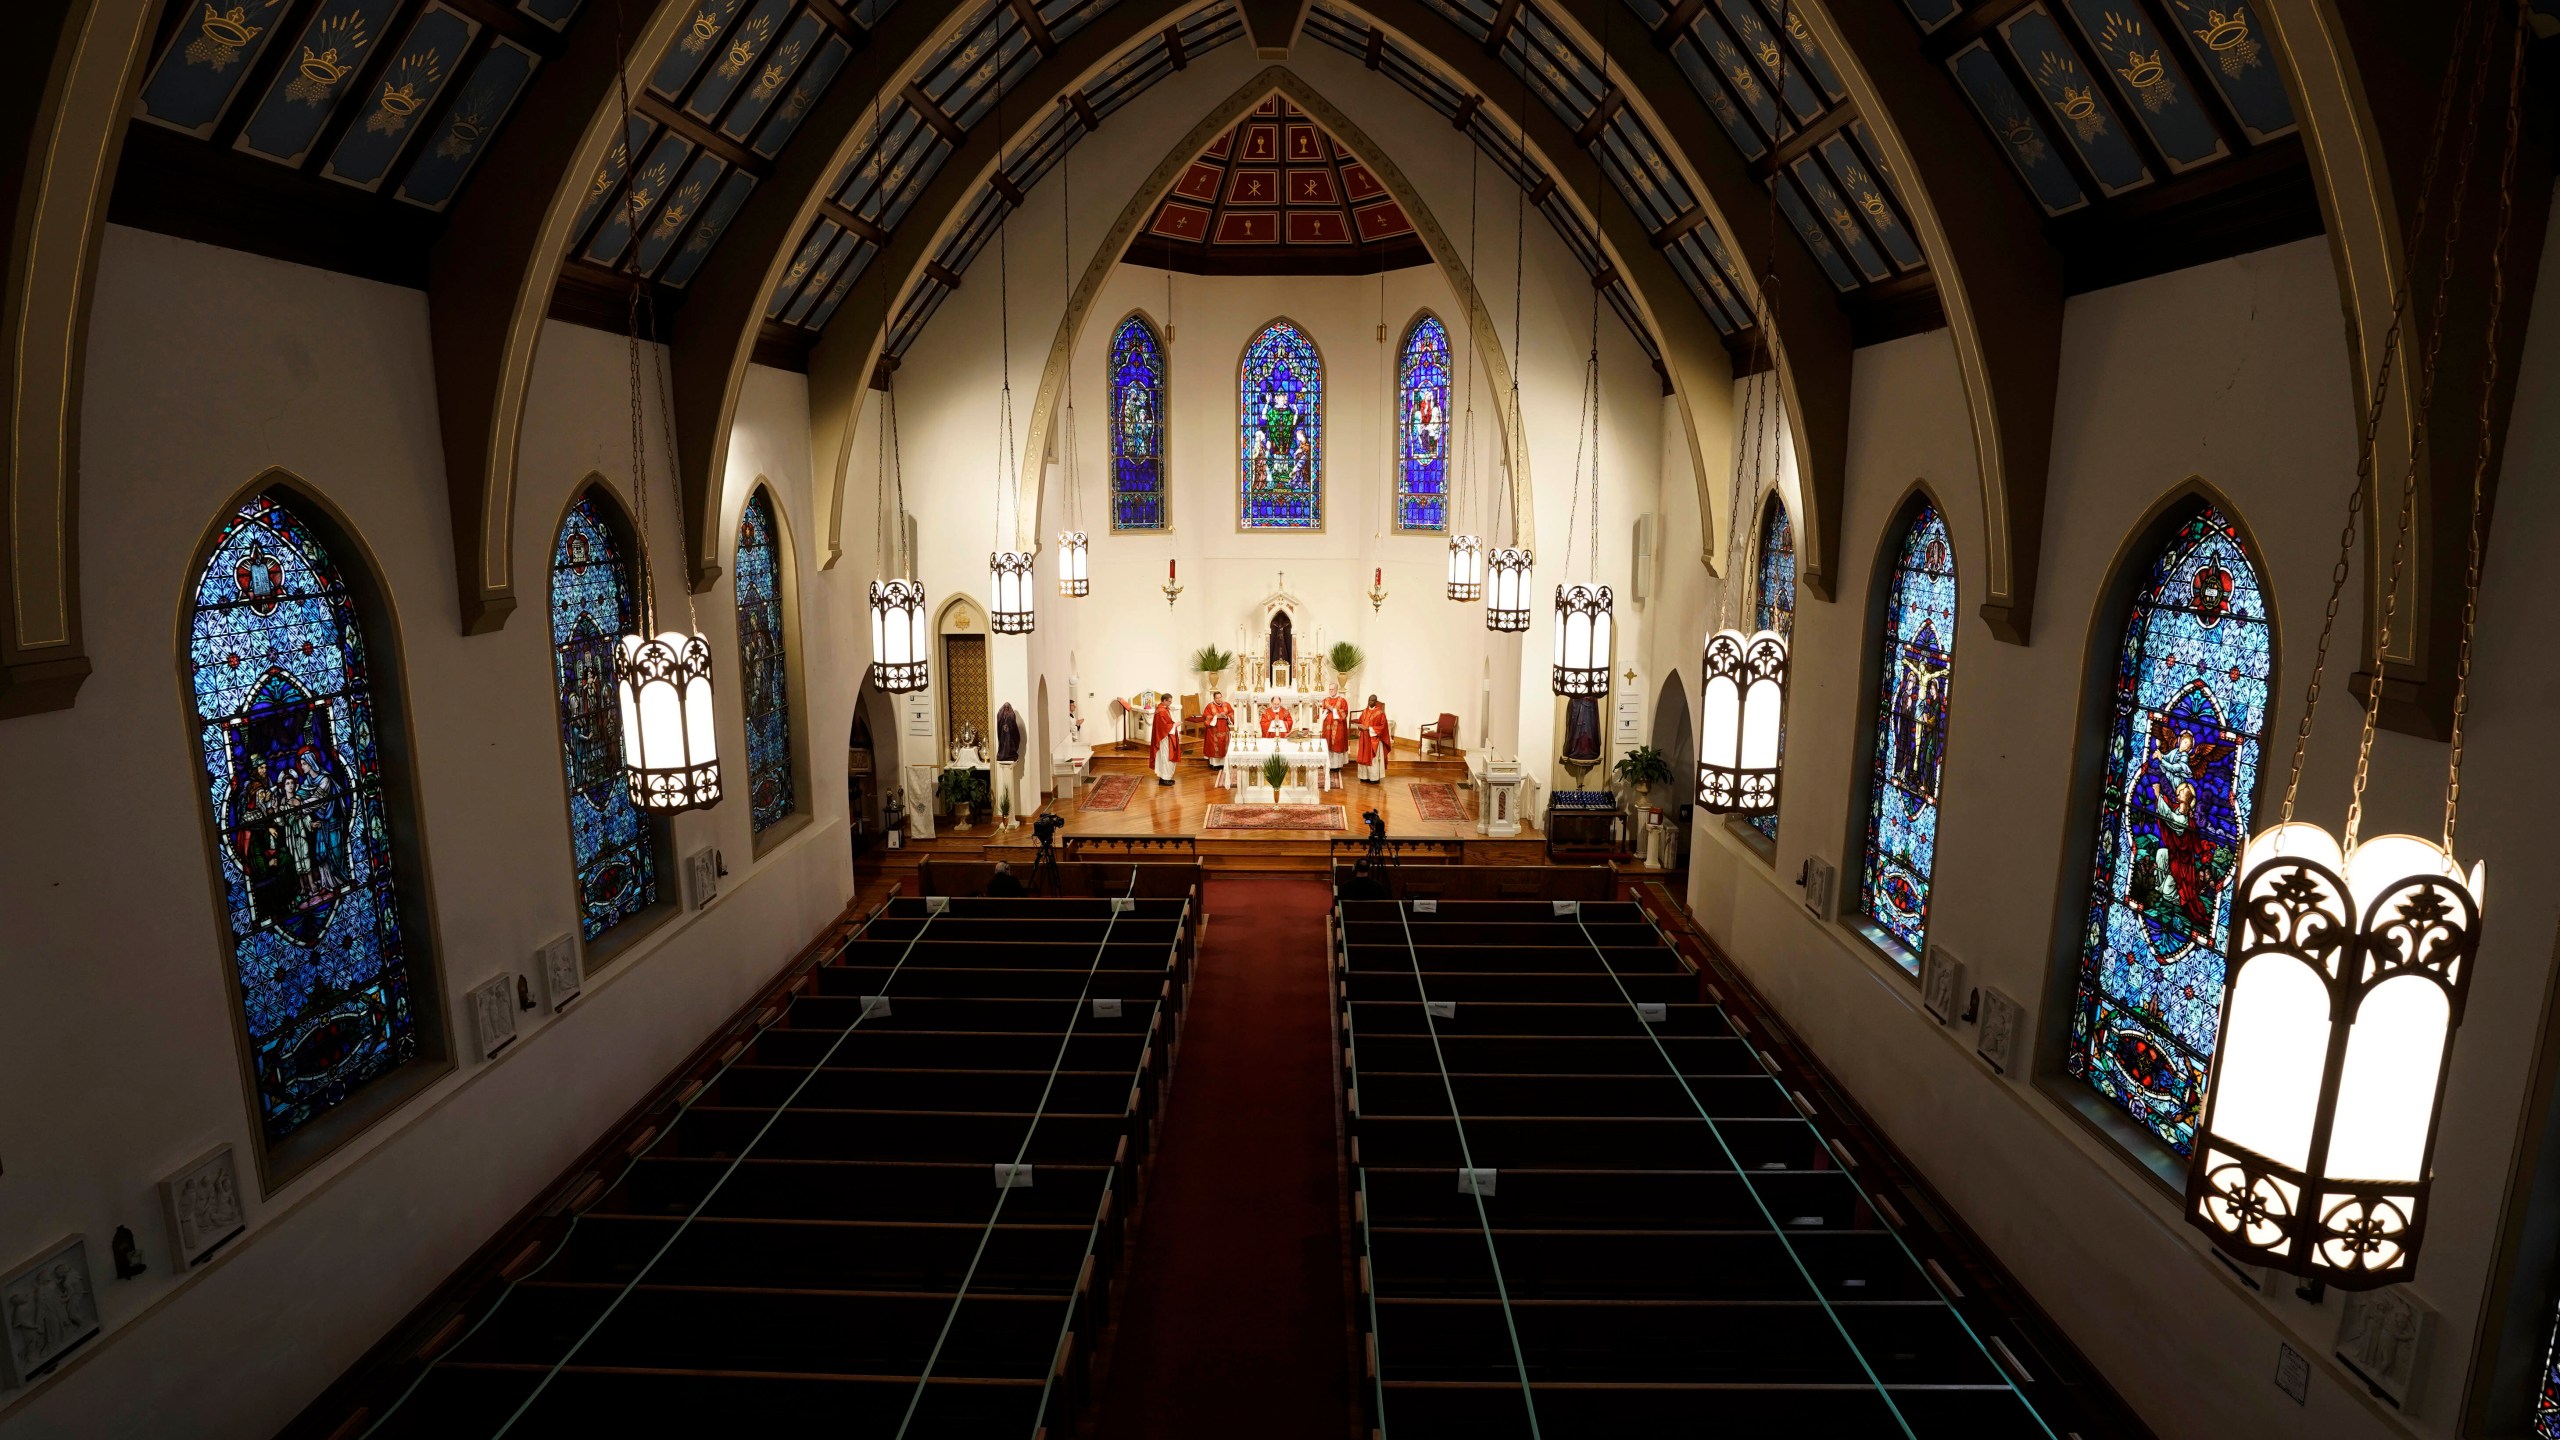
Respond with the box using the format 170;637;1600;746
1360;807;1387;861
1032;811;1065;848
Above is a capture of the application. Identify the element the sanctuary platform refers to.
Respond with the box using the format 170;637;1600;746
883;742;1547;874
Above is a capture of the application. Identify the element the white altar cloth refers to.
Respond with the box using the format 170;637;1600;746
1221;736;1335;791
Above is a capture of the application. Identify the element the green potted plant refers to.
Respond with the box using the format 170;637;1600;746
1262;753;1291;789
936;767;992;827
1329;640;1364;687
1192;643;1234;695
1613;743;1674;808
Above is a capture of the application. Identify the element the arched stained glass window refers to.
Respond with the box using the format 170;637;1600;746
186;490;425;1144
1239;318;1324;529
1859;498;1956;969
2067;503;2271;1155
1109;315;1167;530
1747;497;1796;845
1396;313;1451;532
736;489;796;834
551;493;658;940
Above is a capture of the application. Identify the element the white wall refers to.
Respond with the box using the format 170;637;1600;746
846;39;1669;793
1683;228;2560;1440
0;226;854;1438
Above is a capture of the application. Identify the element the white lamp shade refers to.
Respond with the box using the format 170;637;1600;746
990;550;1036;633
869;577;929;693
615;631;722;812
2188;824;2482;1287
1551;583;1613;696
1485;547;1533;632
1697;628;1788;812
1057;530;1089;597
1446;534;1484;601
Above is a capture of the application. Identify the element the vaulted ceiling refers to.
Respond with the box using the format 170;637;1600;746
8;0;2534;726
1135;94;1428;273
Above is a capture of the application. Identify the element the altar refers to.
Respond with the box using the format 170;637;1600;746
1220;735;1335;793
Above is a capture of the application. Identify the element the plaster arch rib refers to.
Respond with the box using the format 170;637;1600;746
1011;65;1549;558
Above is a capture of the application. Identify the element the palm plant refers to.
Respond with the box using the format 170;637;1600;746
1329;640;1364;677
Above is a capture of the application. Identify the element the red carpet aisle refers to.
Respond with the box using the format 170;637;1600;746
1091;875;1353;1439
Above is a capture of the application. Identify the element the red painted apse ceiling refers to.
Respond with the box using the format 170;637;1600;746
1131;96;1429;275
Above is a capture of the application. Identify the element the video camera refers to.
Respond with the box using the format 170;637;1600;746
1032;811;1065;848
1361;807;1387;861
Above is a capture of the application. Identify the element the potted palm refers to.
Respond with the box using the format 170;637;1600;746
1192;643;1234;697
1613;744;1674;807
1328;641;1364;689
936;766;992;827
1245;751;1289;805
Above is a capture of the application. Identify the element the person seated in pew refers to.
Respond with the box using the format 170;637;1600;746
985;861;1026;897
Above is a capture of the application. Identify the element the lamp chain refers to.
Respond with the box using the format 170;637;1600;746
994;74;1019;550
1460;141;1479;538
2446;0;2532;853
2277;0;2482;824
2345;0;2505;852
605;0;657;635
1061;123;1079;533
1505;55;1529;550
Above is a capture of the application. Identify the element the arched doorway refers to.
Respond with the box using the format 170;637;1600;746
849;677;896;855
934;595;993;760
1651;671;1695;869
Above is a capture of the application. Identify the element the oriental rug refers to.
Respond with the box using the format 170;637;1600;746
1081;774;1139;812
1406;782;1467;823
1202;804;1348;832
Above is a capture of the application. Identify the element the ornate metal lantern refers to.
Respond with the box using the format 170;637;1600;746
1057;530;1089;597
1485;547;1533;633
989;550;1036;633
617;631;722;812
869;577;928;693
1551;583;1613;696
1696;627;1787;813
2187;822;2484;1288
1446;534;1484;601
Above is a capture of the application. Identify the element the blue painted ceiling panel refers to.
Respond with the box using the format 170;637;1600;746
2162;0;2295;141
2002;5;2154;197
2059;0;2229;173
138;0;297;138
1946;39;2087;215
395;34;540;210
323;2;479;191
235;0;402;167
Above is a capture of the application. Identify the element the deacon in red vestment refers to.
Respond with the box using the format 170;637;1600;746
1200;692;1236;765
1149;695;1179;785
1321;687;1352;773
1355;695;1391;784
1260;701;1293;738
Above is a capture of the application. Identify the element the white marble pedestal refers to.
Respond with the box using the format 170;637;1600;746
1473;756;1526;838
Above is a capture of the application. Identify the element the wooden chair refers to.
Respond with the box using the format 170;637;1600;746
1180;692;1204;745
1418;712;1460;758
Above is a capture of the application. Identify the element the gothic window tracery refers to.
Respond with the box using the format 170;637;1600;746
1239;318;1324;529
736;488;795;834
1858;498;1956;968
550;492;658;940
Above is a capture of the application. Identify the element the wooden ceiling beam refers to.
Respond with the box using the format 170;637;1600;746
1007;0;1058;56
904;83;967;146
1779;0;2064;641
684;0;1203;580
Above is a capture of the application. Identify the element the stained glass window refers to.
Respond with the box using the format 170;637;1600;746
1109;315;1167;530
2537;1307;2560;1439
1239;318;1324;529
1396;313;1451;532
2067;504;2270;1155
551;494;658;941
736;489;796;834
186;490;422;1143
1859;499;1956;969
1747;497;1796;845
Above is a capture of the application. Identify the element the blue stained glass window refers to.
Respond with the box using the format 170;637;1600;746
2068;504;2271;1155
1396;314;1452;532
1859;499;1956;968
1239;318;1324;529
186;491;421;1142
1109;315;1167;530
736;489;796;833
550;495;658;941
2537;1308;2560;1438
1747;497;1796;845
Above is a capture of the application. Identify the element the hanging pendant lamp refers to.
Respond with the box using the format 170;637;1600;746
1700;43;1794;818
1486;70;1534;637
985;73;1035;636
869;573;930;693
1548;6;1616;703
1446;534;1484;602
602;6;719;816
1485;545;1533;632
1057;531;1089;597
1447;141;1485;604
2186;0;2515;1290
1056;128;1090;600
1551;582;1613;696
989;549;1037;632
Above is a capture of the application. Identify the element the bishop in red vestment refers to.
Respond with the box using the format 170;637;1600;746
1149;696;1180;785
1200;692;1236;765
1260;702;1293;738
1355;695;1390;784
1321;687;1352;772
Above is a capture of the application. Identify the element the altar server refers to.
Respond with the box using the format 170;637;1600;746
1201;691;1235;767
1260;700;1293;738
1321;686;1352;773
1150;694;1180;785
1355;695;1391;784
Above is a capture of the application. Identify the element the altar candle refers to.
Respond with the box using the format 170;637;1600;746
1373;567;1382;586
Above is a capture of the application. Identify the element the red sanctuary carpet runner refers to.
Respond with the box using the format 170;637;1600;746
1081;773;1139;812
1090;876;1352;1439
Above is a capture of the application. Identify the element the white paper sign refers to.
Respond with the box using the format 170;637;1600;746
1424;999;1457;1020
1552;901;1580;916
1413;900;1438;914
1112;897;1136;913
1456;1168;1498;1196
926;896;950;914
860;995;892;1018
1090;998;1123;1019
1636;1002;1667;1023
994;1163;1035;1189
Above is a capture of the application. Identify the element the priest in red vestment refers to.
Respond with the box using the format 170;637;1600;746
1260;700;1293;738
1355;695;1391;784
1320;687;1352;773
1200;691;1236;766
1149;695;1179;785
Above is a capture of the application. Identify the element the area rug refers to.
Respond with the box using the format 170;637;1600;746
1082;773;1139;812
1406;781;1467;823
1202;804;1348;832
